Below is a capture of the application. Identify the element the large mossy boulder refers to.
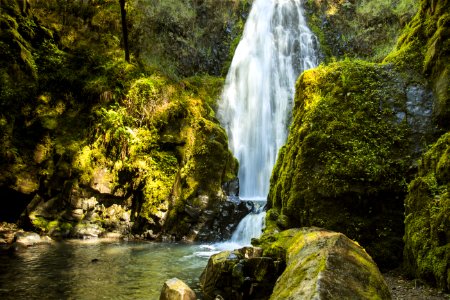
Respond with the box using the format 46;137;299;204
404;132;450;291
267;59;434;268
258;228;391;300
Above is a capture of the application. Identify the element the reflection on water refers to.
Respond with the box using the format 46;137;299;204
0;240;211;299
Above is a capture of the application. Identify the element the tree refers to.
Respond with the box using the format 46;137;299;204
119;0;130;62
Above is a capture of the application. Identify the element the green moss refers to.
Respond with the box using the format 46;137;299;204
31;216;73;234
404;132;450;291
263;228;390;299
304;0;418;62
267;59;413;268
384;0;450;128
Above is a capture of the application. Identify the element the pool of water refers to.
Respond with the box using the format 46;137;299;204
0;240;221;299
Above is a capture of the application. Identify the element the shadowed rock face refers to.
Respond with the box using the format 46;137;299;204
200;246;284;300
200;228;390;300
404;133;450;292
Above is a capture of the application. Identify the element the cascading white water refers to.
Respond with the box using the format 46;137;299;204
218;0;319;246
219;0;318;200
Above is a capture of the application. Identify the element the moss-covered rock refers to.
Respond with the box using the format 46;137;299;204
267;58;437;268
257;227;391;300
200;228;390;300
304;0;419;62
404;132;450;291
199;247;284;300
384;0;450;129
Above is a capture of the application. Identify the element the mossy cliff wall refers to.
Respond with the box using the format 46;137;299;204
404;133;449;291
267;60;418;268
304;0;419;62
268;0;448;271
0;0;249;240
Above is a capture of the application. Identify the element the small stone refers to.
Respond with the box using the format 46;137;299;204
159;278;196;300
14;232;41;246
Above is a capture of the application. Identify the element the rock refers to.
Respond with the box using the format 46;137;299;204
71;223;103;239
159;278;196;300
258;228;391;300
222;178;239;197
14;231;41;246
200;248;283;300
266;59;436;268
81;197;98;211
91;167;113;194
403;133;450;291
101;232;122;239
192;199;250;242
71;209;84;221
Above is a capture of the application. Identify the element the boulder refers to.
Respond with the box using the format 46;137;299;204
258;228;391;300
200;247;284;300
159;278;196;300
71;223;103;239
14;231;42;246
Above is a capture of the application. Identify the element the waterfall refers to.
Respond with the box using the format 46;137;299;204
218;0;319;246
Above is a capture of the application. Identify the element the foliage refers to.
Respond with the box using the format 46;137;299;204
130;0;250;76
0;0;239;240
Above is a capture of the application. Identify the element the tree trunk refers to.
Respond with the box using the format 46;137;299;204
119;0;130;63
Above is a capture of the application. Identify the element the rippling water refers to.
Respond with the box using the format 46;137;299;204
0;240;215;299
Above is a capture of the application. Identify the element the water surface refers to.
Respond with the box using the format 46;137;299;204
0;240;211;299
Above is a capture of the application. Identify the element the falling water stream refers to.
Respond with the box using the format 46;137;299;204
218;0;318;246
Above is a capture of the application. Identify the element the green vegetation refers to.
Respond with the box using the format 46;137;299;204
305;0;419;62
0;0;246;239
404;133;450;291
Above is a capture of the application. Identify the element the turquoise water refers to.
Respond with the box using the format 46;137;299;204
0;240;213;299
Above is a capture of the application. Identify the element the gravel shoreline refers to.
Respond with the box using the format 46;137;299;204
384;269;449;300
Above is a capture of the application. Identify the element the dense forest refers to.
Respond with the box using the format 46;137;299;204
0;0;448;298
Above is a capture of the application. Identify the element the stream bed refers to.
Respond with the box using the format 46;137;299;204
0;240;218;299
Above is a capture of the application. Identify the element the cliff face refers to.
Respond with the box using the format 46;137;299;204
0;0;250;240
267;0;449;276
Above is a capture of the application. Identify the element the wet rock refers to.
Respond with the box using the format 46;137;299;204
200;247;283;300
223;178;239;197
71;223;103;239
14;231;41;246
159;278;196;300
0;222;21;244
101;232;122;239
